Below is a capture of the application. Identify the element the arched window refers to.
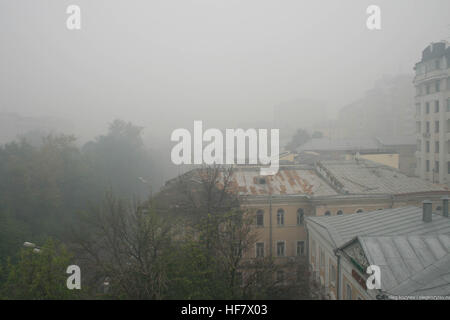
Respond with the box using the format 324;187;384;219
256;210;264;226
297;208;304;225
356;209;364;213
324;211;331;216
337;210;343;215
277;209;285;226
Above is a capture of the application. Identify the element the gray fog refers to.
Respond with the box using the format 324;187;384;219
1;0;449;143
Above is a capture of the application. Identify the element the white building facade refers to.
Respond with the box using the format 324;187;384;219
415;41;450;184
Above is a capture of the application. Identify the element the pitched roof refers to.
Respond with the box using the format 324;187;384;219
307;206;450;248
229;166;338;197
318;160;447;195
297;137;381;152
307;207;450;297
359;235;450;295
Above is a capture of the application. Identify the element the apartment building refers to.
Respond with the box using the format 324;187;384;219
159;159;449;295
414;41;450;184
306;201;450;300
162;159;448;259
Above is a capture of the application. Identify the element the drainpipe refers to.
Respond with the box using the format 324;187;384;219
334;249;342;300
269;190;273;257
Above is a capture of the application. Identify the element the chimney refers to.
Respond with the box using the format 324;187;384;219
422;200;432;222
442;197;449;218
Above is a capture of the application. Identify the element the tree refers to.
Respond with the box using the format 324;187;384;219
72;193;172;299
286;129;311;151
82;119;154;200
0;238;80;300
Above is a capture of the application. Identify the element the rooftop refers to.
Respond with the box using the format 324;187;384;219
229;166;338;197
168;159;448;199
297;137;381;153
307;206;450;296
307;206;450;248
317;159;447;195
359;235;450;296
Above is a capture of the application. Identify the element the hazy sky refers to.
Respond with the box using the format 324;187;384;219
1;0;449;141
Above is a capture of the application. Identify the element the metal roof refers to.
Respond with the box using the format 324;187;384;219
375;135;416;146
307;206;450;248
359;235;450;295
319;160;447;195
297;137;381;152
229;166;338;197
307;207;450;297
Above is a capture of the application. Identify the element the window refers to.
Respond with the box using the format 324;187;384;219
297;241;305;256
277;209;284;226
356;209;364;213
277;241;285;257
256;210;264;227
426;102;430;113
426;141;430;153
297;208;304;225
330;264;336;285
426;121;430;133
256;242;264;258
435;141;440;153
435;161;439;173
436;80;441;92
426;84;430;95
435;59;441;70
447;99;450;112
435;100;440;113
416;121;421;133
426;160;430;172
448;161;450;174
346;283;352;300
324;211;331;216
417;139;422;151
337;210;343;215
435;121;440;133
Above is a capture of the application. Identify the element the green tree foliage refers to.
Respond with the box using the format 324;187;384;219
0;239;80;300
82;119;154;199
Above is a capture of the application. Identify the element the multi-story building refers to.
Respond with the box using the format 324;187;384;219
414;41;450;184
161;159;449;292
306;201;450;299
